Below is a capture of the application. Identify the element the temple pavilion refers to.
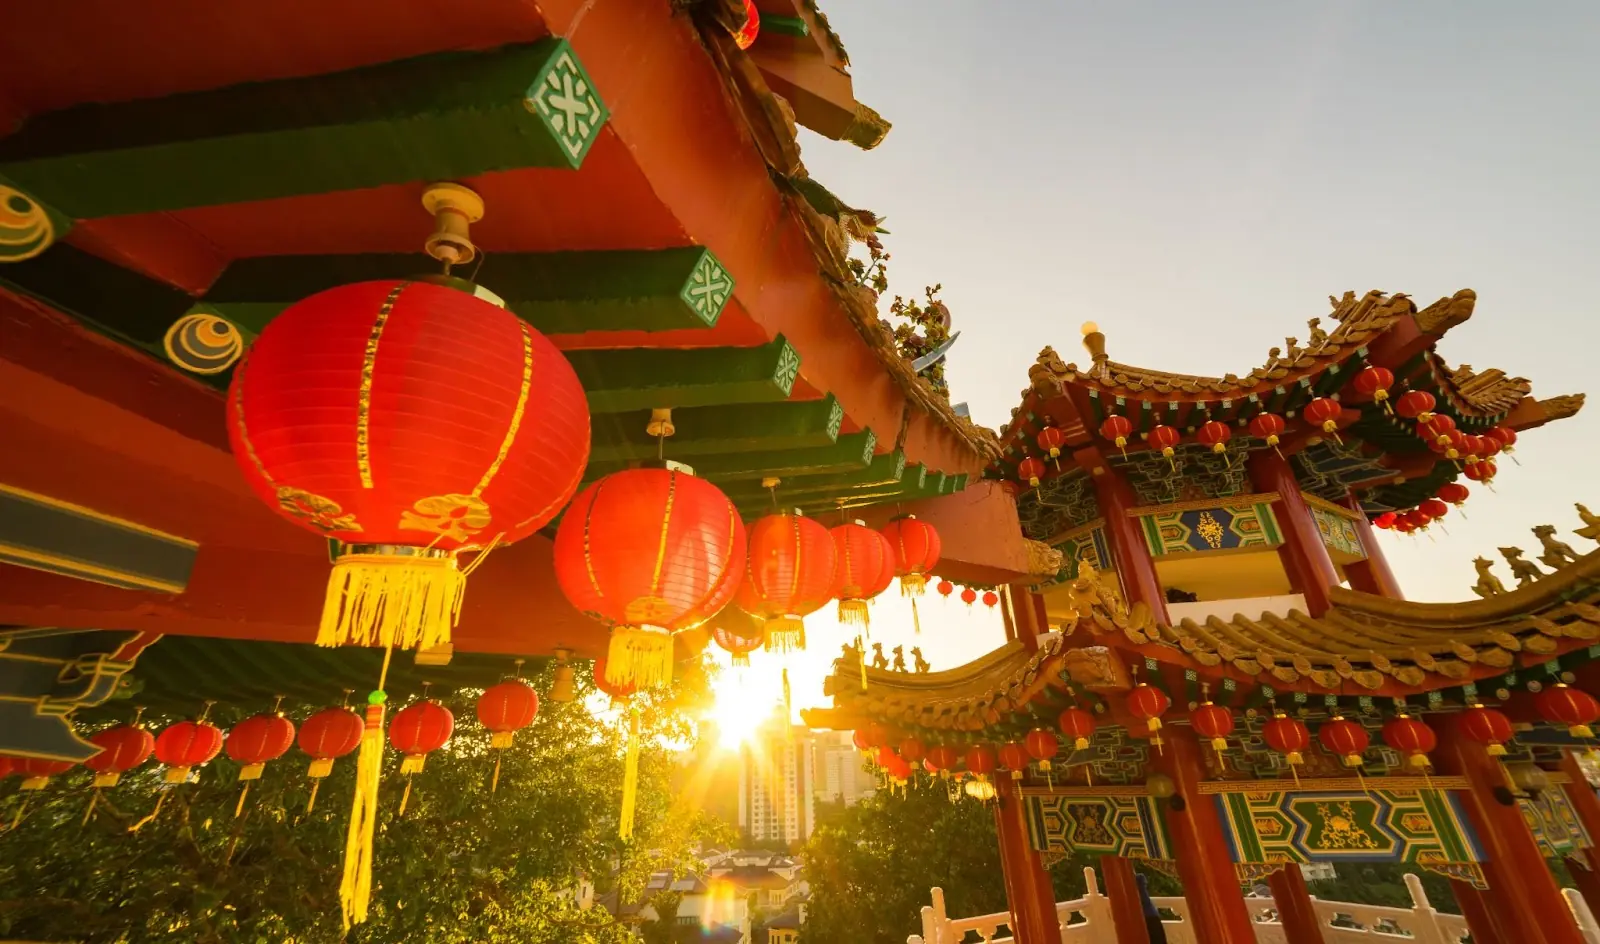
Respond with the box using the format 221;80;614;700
806;292;1600;944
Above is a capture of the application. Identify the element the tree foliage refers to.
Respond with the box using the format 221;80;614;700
0;664;730;943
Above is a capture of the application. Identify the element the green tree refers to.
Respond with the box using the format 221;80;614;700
0;663;730;943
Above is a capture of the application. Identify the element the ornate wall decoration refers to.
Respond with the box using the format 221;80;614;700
1519;788;1592;859
0;628;160;762
1115;444;1249;507
1016;469;1098;544
1027;794;1174;860
1137;498;1282;558
1048;523;1109;586
1307;502;1364;559
1293;439;1397;503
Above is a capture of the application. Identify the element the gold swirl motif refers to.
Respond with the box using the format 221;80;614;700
1196;511;1226;550
0;186;55;262
357;283;409;489
163;312;245;375
398;494;492;543
1313;801;1380;850
277;486;361;532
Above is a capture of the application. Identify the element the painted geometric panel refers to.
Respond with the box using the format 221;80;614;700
1027;794;1173;860
1309;504;1364;559
1054;526;1110;583
1138;501;1281;557
1520;788;1592;859
1214;789;1484;869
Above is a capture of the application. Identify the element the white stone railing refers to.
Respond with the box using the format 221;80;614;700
909;869;1600;944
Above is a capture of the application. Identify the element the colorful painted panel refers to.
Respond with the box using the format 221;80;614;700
1214;789;1484;869
1521;789;1592;858
1138;501;1281;557
1054;526;1110;582
1309;503;1364;559
1026;795;1173;860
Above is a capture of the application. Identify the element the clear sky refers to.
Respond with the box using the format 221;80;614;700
721;1;1600;725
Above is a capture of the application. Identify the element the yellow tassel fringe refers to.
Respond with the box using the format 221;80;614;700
319;551;465;650
838;598;870;629
606;627;674;690
900;573;927;596
764;616;806;653
619;706;641;840
339;704;384;931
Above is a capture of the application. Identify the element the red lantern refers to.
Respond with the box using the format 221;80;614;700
926;744;960;776
960;586;978;606
899;736;927;764
1100;414;1133;450
1535;683;1600;738
830;520;895;628
981;590;999;608
554;465;746;689
713;625;764;666
874;745;897;769
731;0;760;49
390;700;454;773
298;705;364;810
1024;728;1060;772
155;719;224;784
1058;707;1097;751
1373;512;1397;530
226;711;296;780
1303;397;1342;434
1037;426;1067;460
1461;704;1513;756
1394;519;1417;534
228;280;590;652
936;580;954;599
881;752;913;784
1262;712;1310;767
1402;509;1431;531
478;679;540;749
1191;702;1235;753
1464;459;1497;482
1126;684;1170;737
1017;456;1046;488
1381;713;1436;769
1196;420;1232;454
85;724;155;788
16;756;74;791
1147;424;1180;459
862;721;891;749
1419;498;1449;521
851;729;871;753
998;741;1030;780
964;743;997;777
1318;715;1370;767
1487;425;1518;454
881;515;942;596
0;756;15;779
736;511;837;650
1396;390;1436;421
1248;412;1286;448
1437;483;1469;507
1354;366;1395;403
1422;414;1456;446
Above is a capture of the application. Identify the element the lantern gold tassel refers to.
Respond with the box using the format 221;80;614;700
127;791;167;833
306;778;322;813
619;703;641;840
900;573;927;596
764;616;806;654
81;790;100;827
605;626;674;690
235;782;251;818
339;648;391;932
857;635;868;692
838;598;870;629
910;595;922;635
319;548;465;650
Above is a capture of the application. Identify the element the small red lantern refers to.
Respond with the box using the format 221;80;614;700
0;756;16;780
390;700;454;774
1354;366;1395;403
1318;715;1371;767
1403;509;1432;531
1373;511;1398;530
17;757;74;791
875;745;897;769
1394;519;1417;534
1303;397;1343;435
1249;412;1286;448
1017;456;1046;488
880;514;942;596
936;579;954;599
1263;712;1310;768
1057;707;1097;751
1191;702;1235;754
899;736;928;764
713;625;764;666
1100;414;1133;451
1437;483;1470;507
1147;424;1180;459
881;752;912;785
830;520;895;629
1037;426;1067;460
1487;425;1518;455
851;729;872;753
554;465;747;689
1127;684;1170;737
227;280;591;653
1381;713;1436;769
1396;390;1437;421
926;744;960;777
85;723;155;788
1419;498;1449;521
227;711;296;780
155;719;224;784
731;0;760;49
981;590;999;609
998;741;1030;780
736;511;837;650
862;721;891;749
1461;704;1513;756
1464;459;1497;482
298;705;364;811
1024;728;1060;771
1422;414;1456;446
960;587;978;606
964;743;998;777
1534;683;1600;738
478;679;540;749
1197;420;1232;454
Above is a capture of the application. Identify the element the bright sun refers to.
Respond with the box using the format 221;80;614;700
707;656;781;751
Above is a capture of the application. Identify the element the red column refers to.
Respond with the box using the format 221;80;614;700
1267;864;1327;943
1101;855;1152;944
1080;454;1170;625
1559;751;1600;920
1451;880;1510;944
1247;449;1340;615
993;775;1061;944
1147;726;1258;944
1433;716;1585;944
1341;494;1405;599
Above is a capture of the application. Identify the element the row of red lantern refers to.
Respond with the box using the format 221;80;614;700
934;580;1000;608
1373;483;1476;534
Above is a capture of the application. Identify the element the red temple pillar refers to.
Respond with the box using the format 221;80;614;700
993;775;1060;944
1559;751;1600;920
1247;449;1339;616
1433;716;1585;944
1341;493;1404;599
1147;726;1258;944
1081;455;1170;625
1100;855;1152;944
1451;880;1510;944
1267;864;1327;943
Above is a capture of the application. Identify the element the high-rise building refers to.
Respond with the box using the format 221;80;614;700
737;709;816;845
811;730;876;806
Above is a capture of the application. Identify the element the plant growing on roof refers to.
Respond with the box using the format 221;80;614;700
881;284;954;395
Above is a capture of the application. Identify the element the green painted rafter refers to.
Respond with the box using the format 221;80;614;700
568;336;801;413
723;451;911;502
682;430;877;482
590;396;843;464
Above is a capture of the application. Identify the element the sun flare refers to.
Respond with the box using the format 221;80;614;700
707;657;781;751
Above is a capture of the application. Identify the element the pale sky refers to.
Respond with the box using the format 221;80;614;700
739;2;1600;720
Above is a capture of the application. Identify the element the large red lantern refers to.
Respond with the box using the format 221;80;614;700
1197;421;1232;454
1461;704;1513;756
1127;684;1170;737
898;736;928;764
298;705;364;810
964;743;997;778
926;744;960;777
478;679;540;749
1318;715;1370;768
1058;707;1097;750
1353;366;1395;404
851;729;872;753
228;280;590;652
1037;426;1067;460
85;723;155;788
1099;414;1133;450
227;711;296;780
1535;683;1600;738
881;752;913;786
1191;702;1235;754
1024;729;1060;772
1303;397;1342;435
155;719;225;784
17;757;74;791
1381;713;1436;769
998;741;1030;780
390;700;454;774
1263;712;1310;768
881;515;942;596
735;511;837;650
1147;425;1180;459
554;465;746;689
1017;456;1046;488
1396;390;1436;421
830;521;895;628
1248;412;1286;448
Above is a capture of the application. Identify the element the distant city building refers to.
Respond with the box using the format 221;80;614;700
811;729;876;806
738;709;816;845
